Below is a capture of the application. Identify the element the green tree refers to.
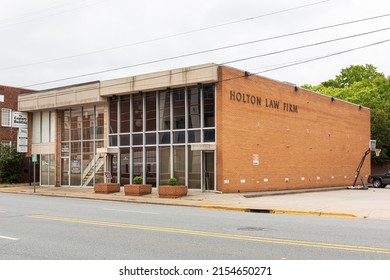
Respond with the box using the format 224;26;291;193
302;64;390;163
0;143;24;183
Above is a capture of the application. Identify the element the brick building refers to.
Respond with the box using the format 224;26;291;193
0;85;31;146
17;64;371;192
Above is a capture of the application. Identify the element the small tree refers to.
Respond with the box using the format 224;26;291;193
0;143;24;183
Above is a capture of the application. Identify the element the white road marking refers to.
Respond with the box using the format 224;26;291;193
103;208;160;215
0;235;19;241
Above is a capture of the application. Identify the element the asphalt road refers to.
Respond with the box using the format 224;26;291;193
0;193;389;260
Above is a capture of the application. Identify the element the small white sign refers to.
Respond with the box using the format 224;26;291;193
17;127;28;153
12;111;28;128
252;154;259;166
191;144;216;151
369;139;376;151
0;95;4;102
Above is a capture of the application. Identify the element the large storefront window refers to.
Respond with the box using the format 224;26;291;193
61;105;105;187
108;84;215;189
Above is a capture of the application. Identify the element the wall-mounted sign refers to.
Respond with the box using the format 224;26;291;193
17;128;28;153
229;90;299;113
191;143;216;151
12;111;28;128
0;95;4;102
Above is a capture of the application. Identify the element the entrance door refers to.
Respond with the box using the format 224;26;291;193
203;151;215;191
108;154;118;183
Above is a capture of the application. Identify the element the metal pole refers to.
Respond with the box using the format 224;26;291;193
33;161;36;193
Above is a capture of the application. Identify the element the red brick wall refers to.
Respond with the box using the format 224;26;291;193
216;66;371;192
0;86;33;143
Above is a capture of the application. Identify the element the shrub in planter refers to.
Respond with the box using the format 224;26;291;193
168;177;177;186
124;176;152;196
133;176;143;184
158;177;188;198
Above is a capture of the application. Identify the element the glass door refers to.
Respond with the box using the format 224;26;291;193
203;151;215;191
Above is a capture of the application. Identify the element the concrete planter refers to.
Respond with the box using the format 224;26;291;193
124;184;152;196
94;183;120;194
158;185;188;198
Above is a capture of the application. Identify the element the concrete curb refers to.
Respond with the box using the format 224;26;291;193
200;205;359;218
0;187;363;219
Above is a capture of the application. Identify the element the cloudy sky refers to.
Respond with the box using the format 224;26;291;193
1;0;390;90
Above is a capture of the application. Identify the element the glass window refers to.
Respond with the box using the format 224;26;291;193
173;87;185;129
204;129;215;142
120;148;130;185
95;141;104;184
173;131;185;144
82;107;94;140
82;141;94;186
41;154;49;185
120;96;130;133
1;108;11;127
133;134;143;146
159;90;170;130
61;143;70;157
188;130;201;143
159;132;170;145
188;86;200;129
71;109;82;141
188;149;201;189
32;112;41;143
145;133;156;145
120;134;130;146
109;135;117;146
48;155;55;185
110;154;118;184
109;99;118;134
204;84;215;127
145;92;156;131
173;146;185;185
145;147;156;187
61;158;69;185
95;105;104;139
133;147;143;178
159;146;170;184
50;112;56;143
70;142;81;186
133;93;143;132
61;111;70;141
41;111;50;143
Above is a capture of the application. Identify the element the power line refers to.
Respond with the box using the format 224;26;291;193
23;26;390;87
20;36;390;100
1;0;332;70
225;39;390;81
0;0;112;29
0;0;90;23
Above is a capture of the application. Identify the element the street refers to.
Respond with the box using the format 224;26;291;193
0;193;389;259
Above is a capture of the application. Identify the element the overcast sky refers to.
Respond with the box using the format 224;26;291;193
1;0;390;90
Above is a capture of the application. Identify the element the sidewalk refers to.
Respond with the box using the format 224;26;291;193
1;184;389;220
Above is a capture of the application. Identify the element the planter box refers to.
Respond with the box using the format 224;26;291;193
94;183;120;194
124;184;152;196
158;185;188;198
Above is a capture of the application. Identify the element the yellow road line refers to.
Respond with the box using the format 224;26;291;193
28;214;390;255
